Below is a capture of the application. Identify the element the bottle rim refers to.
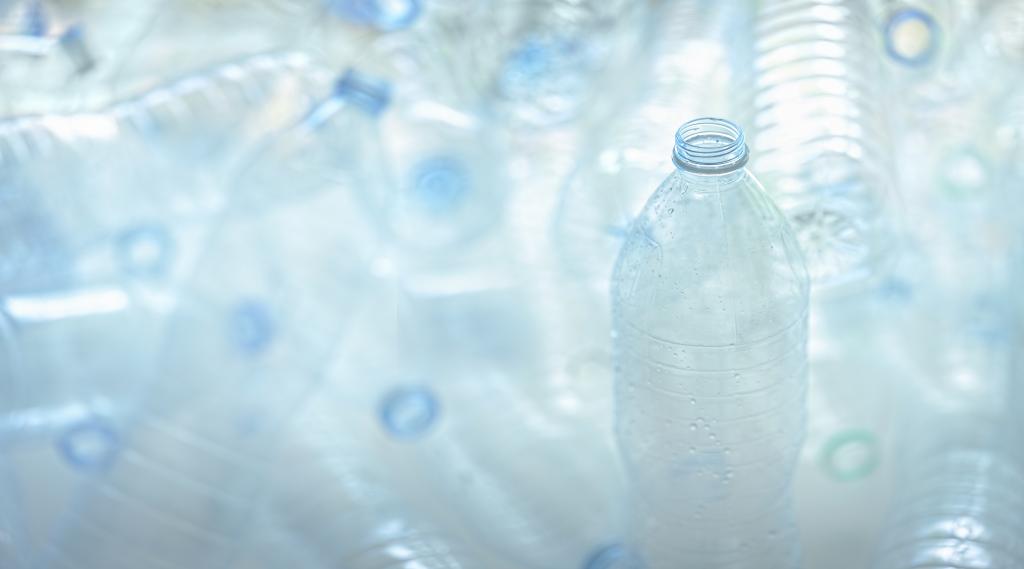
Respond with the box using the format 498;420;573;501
672;117;749;174
884;7;940;67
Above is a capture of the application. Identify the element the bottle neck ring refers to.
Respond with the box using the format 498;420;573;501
672;117;749;174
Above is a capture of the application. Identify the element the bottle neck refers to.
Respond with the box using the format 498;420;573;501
672;118;749;174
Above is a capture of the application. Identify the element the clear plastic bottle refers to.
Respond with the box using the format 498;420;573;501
611;118;809;568
871;411;1024;569
317;270;626;569
745;0;894;292
35;69;386;569
0;1;98;116
269;375;520;569
382;97;514;294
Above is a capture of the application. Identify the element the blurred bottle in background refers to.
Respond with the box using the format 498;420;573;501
0;0;99;115
33;67;383;569
871;409;1024;569
744;0;895;293
268;364;522;569
552;0;740;294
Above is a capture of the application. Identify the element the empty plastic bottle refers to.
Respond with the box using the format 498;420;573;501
611;118;809;568
550;0;743;292
269;379;520;569
872;409;1024;569
35;68;383;569
0;1;97;115
744;0;894;292
317;271;626;569
382;97;513;293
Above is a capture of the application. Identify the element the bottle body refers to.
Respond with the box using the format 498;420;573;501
747;0;893;291
611;119;809;567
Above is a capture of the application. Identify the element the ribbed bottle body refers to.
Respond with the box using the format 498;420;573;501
747;0;893;290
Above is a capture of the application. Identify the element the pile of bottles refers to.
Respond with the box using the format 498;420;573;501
1;0;1022;568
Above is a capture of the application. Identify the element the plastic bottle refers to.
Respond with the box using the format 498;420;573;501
268;372;521;569
552;0;743;292
611;118;809;568
470;0;651;128
316;265;625;569
35;69;385;569
382;97;513;294
744;0;894;292
871;409;1024;569
0;1;97;116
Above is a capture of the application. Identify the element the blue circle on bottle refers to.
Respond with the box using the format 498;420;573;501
410;157;469;214
115;224;174;279
229;299;275;355
57;418;120;472
379;386;439;440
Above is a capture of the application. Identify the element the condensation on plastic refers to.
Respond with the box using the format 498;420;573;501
611;118;809;568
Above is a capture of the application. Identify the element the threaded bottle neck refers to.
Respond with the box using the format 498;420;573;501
672;117;749;174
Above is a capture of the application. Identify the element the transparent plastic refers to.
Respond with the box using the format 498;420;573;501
746;0;894;292
611;118;809;568
872;410;1024;569
269;378;520;569
34;68;383;569
319;276;626;569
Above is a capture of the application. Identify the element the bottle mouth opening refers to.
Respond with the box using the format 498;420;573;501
333;68;391;115
885;7;940;67
672;117;749;174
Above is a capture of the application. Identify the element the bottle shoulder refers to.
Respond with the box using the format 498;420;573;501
612;169;809;347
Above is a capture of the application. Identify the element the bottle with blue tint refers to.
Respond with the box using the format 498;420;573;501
36;69;386;569
742;0;894;293
230;68;392;223
0;1;97;115
474;0;651;127
383;98;514;292
871;400;1024;569
380;368;627;569
107;51;330;182
268;381;522;569
318;277;627;569
611;118;809;568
